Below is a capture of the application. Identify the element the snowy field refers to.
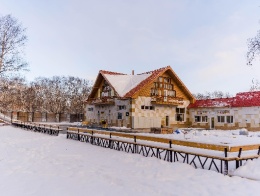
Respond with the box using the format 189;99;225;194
0;126;260;196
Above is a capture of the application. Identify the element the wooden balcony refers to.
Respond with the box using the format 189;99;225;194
151;96;184;106
88;97;115;105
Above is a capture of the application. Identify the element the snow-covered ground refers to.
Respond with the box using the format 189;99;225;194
137;128;260;146
0;126;260;196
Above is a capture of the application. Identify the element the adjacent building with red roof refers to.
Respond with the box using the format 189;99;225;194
85;66;195;130
188;91;260;130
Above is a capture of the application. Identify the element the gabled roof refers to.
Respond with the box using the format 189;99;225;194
188;91;260;108
88;66;195;102
88;70;126;99
124;66;195;102
103;73;151;97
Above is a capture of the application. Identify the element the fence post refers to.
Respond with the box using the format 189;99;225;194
224;148;228;175
134;136;137;153
91;131;94;144
169;140;173;162
236;148;242;169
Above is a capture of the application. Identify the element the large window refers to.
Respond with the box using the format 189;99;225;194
217;116;225;123
217;116;234;123
176;108;185;122
194;116;201;122
226;116;233;123
202;116;208;122
194;116;207;123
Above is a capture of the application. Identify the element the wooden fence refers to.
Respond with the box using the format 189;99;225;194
67;127;260;174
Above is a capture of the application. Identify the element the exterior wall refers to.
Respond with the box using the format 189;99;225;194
86;99;131;128
189;106;260;130
131;96;191;129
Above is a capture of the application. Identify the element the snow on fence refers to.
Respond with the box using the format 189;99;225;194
67;127;260;175
12;121;61;136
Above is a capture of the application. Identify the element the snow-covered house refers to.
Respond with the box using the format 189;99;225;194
188;91;260;131
85;66;195;130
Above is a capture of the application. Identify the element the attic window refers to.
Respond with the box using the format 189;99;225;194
101;81;114;97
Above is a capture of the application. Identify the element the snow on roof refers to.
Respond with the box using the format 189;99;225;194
233;91;260;107
189;91;260;108
188;98;233;108
104;73;151;97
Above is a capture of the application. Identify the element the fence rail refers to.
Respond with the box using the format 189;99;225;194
67;127;260;153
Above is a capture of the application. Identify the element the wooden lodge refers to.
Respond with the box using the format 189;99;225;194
85;66;195;130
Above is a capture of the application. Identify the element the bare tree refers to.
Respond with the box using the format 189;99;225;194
250;78;260;91
64;76;91;114
247;30;260;66
0;76;26;112
0;75;91;122
193;91;232;100
0;14;28;76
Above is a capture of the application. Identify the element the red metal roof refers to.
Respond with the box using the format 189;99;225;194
233;91;260;107
188;91;260;108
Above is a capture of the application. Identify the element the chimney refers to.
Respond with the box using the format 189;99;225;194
132;70;134;75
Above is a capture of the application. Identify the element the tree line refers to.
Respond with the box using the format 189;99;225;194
0;76;91;115
0;14;92;119
193;91;232;100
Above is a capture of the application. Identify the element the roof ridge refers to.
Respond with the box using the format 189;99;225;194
137;65;170;75
100;70;126;75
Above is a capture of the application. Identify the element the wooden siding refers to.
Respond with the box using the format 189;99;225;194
136;72;190;101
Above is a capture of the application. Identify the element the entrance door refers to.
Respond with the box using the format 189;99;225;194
166;116;169;127
211;117;215;129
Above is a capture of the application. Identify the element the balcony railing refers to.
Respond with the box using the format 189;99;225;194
151;96;184;105
88;97;115;105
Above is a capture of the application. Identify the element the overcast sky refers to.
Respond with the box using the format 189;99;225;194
1;0;260;95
